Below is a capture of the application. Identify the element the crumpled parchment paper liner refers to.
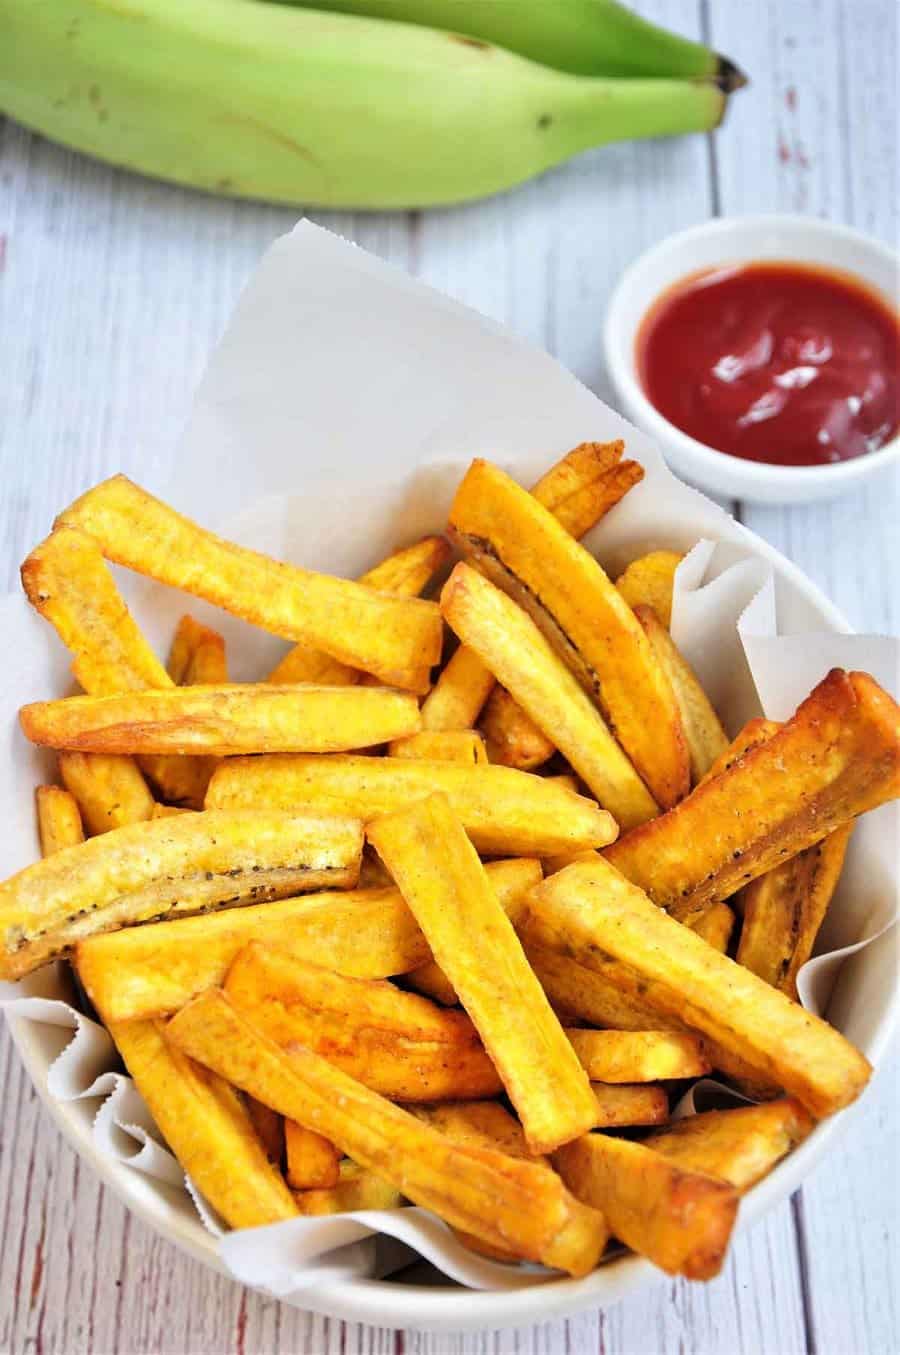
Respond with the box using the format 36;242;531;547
1;222;897;1293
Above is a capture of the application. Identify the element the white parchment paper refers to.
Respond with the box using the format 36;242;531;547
1;222;897;1296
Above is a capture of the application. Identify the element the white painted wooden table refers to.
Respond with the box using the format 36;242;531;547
1;2;897;1351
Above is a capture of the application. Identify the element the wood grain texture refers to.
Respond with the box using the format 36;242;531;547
0;0;896;1350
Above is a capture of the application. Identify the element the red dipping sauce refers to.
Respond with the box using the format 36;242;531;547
637;262;900;466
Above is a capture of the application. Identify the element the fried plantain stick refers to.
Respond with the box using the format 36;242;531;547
292;1160;403;1215
645;1099;814;1191
284;1119;341;1190
526;855;872;1118
615;550;683;629
448;459;689;808
479;686;556;771
35;785;84;856
56;475;442;692
567;1030;710;1083
591;1083;668;1128
59;751;155;833
388;730;488;764
368;793;598;1153
0;808;362;979
635;605;728;784
420;643;497;732
605;670;899;922
167;989;608;1276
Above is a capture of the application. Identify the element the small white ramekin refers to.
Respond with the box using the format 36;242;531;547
604;215;900;504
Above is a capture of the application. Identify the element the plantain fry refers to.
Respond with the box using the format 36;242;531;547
480;686;555;771
21;684;421;756
110;1018;297;1229
76;857;540;1022
245;1097;285;1167
59;751;155;834
526;855;872;1117
615;551;684;629
697;717;780;788
420;643;496;732
0;808;362;980
284;1119;341;1190
268;536;450;686
448;459;689;808
635;605;728;784
388;730;488;764
530;441;644;539
688;902;736;954
167;614;229;685
292;1159;403;1215
605;670;900;922
405;960;460;1007
56;475;442;692
567;1030;710;1083
206;753;617;857
591;1083;668;1128
554;1132;738;1280
737;822;854;1000
645;1099;814;1192
368;792;597;1153
442;563;657;828
225;943;503;1101
35;785;84;856
166;989;608;1276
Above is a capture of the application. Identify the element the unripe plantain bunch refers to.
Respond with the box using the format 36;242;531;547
1;0;747;209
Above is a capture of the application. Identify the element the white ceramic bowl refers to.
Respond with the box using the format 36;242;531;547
604;215;900;504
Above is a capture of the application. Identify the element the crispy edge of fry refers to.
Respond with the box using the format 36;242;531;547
244;1097;285;1167
388;730;488;764
645;1098;814;1192
615;551;684;629
479;686;556;771
35;785;84;856
591;1083;669;1128
737;822;854;999
420;643;496;732
368;792;598;1153
606;670;900;920
554;1132;738;1280
292;1160;404;1215
527;856;872;1117
110;1017;297;1229
21;684;422;756
448;459;690;809
284;1119;342;1189
529;441;624;514
696;718;780;789
687;902;736;954
75;856;541;1023
635;605;728;785
58;751;156;834
441;562;657;829
166;989;608;1275
167;614;229;685
566;1030;711;1083
551;461;645;539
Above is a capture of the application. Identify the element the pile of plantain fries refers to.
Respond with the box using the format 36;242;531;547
3;442;898;1283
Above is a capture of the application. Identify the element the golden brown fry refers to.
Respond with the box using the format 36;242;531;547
688;902;736;954
284;1119;341;1190
554;1133;738;1280
645;1099;814;1192
21;526;171;694
110;1018;296;1229
635;605;728;785
530;441;625;516
405;961;459;1007
479;686;555;771
35;785;84;856
21;684;421;756
737;822;854;1000
558;459;644;536
567;1030;710;1083
697;718;780;788
368;793;597;1153
245;1097;285;1167
167;614;229;685
267;536;450;686
420;643;496;731
292;1160;403;1215
448;460;689;808
591;1083;668;1128
442;563;657;828
58;751;155;834
615;551;684;629
56;476;443;692
605;669;900;922
167;989;608;1275
76;857;540;1022
224;942;504;1102
206;753;617;858
526;855;872;1117
388;730;487;764
1;808;362;980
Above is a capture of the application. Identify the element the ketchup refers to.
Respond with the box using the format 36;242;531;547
637;262;899;466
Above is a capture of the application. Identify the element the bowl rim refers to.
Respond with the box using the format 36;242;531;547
4;507;897;1332
603;213;900;495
